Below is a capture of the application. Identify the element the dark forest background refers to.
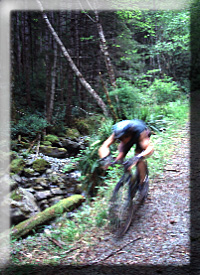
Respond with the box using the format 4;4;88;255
10;8;190;139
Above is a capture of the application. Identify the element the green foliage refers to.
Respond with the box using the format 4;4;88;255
95;209;108;227
10;158;26;174
61;220;79;242
109;78;141;119
62;158;78;173
11;190;23;201
76;118;115;196
146;76;182;104
77;141;102;196
11;113;48;139
74;115;105;135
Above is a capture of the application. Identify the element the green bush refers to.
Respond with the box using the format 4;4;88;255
76;119;116;196
109;78;142;119
146;76;181;104
11;113;48;138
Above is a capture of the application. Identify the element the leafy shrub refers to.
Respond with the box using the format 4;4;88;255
77;118;116;196
109;78;142;119
11;113;48;138
146;76;181;104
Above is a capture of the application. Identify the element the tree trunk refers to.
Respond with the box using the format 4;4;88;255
11;194;85;239
36;0;108;116
24;13;31;107
16;12;22;75
46;13;58;124
45;26;51;123
94;10;116;88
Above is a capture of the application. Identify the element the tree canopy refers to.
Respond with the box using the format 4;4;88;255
11;8;190;137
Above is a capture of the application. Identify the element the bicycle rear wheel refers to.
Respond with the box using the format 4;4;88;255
108;172;138;237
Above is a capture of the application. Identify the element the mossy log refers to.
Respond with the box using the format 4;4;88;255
11;194;85;239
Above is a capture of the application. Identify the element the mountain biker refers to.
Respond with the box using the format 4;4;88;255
98;119;154;197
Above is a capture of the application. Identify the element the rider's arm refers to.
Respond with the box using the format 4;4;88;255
98;134;115;158
137;137;154;159
126;139;154;171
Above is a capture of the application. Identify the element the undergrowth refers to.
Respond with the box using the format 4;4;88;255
7;98;189;267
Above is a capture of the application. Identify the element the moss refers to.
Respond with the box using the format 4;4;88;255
58;148;66;152
24;168;36;176
10;158;26;174
11;195;85;239
44;134;59;143
39;145;52;154
11;190;22;201
41;141;52;146
32;158;50;172
65;128;80;139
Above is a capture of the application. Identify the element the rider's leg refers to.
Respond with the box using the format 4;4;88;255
136;159;148;186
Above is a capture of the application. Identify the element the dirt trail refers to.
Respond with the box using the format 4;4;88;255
83;123;190;266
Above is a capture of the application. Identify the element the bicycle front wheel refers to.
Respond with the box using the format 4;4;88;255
108;172;137;237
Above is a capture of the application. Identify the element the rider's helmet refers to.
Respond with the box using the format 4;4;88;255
112;120;132;139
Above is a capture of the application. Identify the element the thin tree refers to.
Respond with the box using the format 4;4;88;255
36;0;108;116
94;10;117;88
46;15;58;124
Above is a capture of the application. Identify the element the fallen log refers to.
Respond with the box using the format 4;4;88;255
11;194;85;239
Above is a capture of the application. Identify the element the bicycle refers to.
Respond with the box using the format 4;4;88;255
108;156;149;237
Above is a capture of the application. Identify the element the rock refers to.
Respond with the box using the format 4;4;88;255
26;158;35;166
35;177;49;189
57;182;67;189
35;190;52;201
48;172;60;184
46;169;53;174
39;145;68;158
10;187;40;224
24;168;38;178
11;174;22;183
59;138;85;156
37;199;49;211
33;185;44;191
48;196;63;206
25;188;35;194
10;179;18;191
50;188;67;196
59;138;84;156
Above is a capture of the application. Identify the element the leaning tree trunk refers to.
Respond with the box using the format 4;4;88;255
36;0;109;116
11;194;85;239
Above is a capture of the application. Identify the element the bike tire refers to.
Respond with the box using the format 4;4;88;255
108;172;138;237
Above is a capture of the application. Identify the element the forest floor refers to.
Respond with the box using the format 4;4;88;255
5;122;190;274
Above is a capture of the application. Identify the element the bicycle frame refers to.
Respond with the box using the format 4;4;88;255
108;159;149;237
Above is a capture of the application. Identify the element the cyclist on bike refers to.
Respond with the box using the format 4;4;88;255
98;119;154;197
